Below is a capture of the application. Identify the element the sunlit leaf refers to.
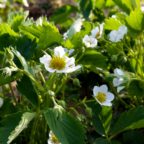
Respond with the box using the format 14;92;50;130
7;112;35;144
126;9;144;32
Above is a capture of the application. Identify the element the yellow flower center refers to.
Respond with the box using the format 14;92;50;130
96;92;106;103
51;133;59;143
96;31;100;38
50;56;66;70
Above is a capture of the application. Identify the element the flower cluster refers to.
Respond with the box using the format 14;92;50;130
82;23;104;48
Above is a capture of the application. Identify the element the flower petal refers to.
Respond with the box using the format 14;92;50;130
99;84;108;93
113;77;124;87
107;92;114;101
54;46;66;57
65;65;81;73
39;54;51;64
93;86;100;97
101;101;112;106
82;35;98;48
66;57;75;67
114;68;124;76
91;27;99;37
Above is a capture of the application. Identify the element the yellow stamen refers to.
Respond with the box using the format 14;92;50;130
51;133;59;143
96;92;106;103
50;56;66;70
96;32;100;38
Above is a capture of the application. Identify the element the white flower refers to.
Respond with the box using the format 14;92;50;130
0;97;3;108
82;35;98;48
40;46;81;73
108;25;127;42
22;0;29;7
113;68;125;92
91;23;104;39
0;0;7;8
113;68;124;77
111;15;117;18
141;5;144;12
63;18;83;39
47;131;61;144
113;77;124;87
93;85;114;106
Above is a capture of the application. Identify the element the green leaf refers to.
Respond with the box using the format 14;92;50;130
110;106;144;136
20;25;42;40
87;102;112;136
50;5;78;24
126;9;144;32
44;106;85;144
94;138;109;144
38;23;62;49
123;130;144;144
104;18;122;30
17;75;39;106
87;103;105;135
15;36;37;60
0;112;22;144
8;11;28;32
113;0;141;13
79;49;107;69
0;34;16;49
7;112;35;144
128;79;144;97
95;0;105;9
80;0;93;19
0;23;18;37
12;48;29;72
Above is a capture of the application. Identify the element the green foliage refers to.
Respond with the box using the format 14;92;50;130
44;106;85;144
0;23;18;37
0;71;22;86
8;11;28;32
95;0;105;9
94;138;109;144
122;130;144;144
79;49;107;69
128;79;144;97
126;9;144;32
112;0;140;14
37;23;62;49
110;106;144;136
50;5;78;24
105;18;122;30
0;0;144;143
7;112;35;144
17;75;39;106
79;0;93;19
88;102;112;135
0;112;22;144
20;22;63;50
